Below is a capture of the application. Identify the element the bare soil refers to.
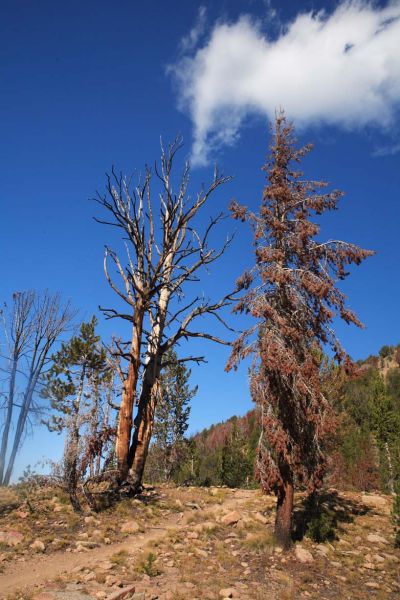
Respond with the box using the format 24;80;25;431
0;485;398;600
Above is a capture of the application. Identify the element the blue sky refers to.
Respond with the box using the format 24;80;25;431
1;0;399;479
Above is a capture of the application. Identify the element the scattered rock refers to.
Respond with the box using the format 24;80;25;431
295;545;314;563
194;548;208;558
218;588;238;598
366;581;380;589
193;521;215;532
361;494;389;513
373;554;385;563
253;512;268;525
187;531;199;539
91;529;103;540
315;545;329;557
97;561;115;571
0;530;24;546
84;515;99;525
185;501;201;509
121;520;140;534
30;539;46;552
75;540;99;549
366;533;387;544
106;585;136;599
82;571;96;582
221;511;241;526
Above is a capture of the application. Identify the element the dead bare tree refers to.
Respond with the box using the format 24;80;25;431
0;292;34;483
95;137;236;489
0;291;74;485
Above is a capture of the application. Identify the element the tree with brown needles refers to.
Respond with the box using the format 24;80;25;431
94;137;236;490
227;112;374;548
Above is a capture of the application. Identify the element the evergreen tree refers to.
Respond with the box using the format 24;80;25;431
44;317;108;511
369;373;397;493
221;421;253;488
228;113;373;548
151;350;196;481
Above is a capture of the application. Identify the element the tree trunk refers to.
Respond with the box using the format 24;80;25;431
274;479;294;549
0;354;18;484
64;368;86;513
115;303;144;481
67;454;82;513
385;442;395;495
128;376;159;490
3;371;38;486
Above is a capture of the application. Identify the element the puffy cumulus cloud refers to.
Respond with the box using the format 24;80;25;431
169;1;400;165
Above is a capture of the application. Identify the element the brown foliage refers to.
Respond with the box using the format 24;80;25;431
227;112;373;544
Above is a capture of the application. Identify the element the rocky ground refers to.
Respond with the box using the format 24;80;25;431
0;485;399;600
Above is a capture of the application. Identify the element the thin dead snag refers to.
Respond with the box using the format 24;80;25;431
227;112;374;549
0;291;74;485
95;137;235;488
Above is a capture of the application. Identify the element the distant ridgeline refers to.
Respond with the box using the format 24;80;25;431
145;344;400;493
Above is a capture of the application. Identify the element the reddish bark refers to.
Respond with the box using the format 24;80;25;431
115;302;144;480
274;477;294;549
97;140;235;488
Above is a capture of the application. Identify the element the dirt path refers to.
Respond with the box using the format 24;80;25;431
0;490;255;598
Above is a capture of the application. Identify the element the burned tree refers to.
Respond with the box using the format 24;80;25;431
0;291;74;485
227;113;373;548
95;138;235;488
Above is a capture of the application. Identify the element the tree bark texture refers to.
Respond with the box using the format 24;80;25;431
274;478;294;549
128;369;160;489
115;303;144;481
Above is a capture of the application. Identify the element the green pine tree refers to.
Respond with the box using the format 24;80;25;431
150;350;196;482
44;317;108;511
221;420;253;488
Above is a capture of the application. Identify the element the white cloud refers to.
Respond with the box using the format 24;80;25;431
179;6;207;53
169;1;400;165
372;141;400;156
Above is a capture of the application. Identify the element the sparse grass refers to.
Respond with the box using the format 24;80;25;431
112;498;136;516
110;548;130;566
243;529;275;554
185;508;215;524
205;489;227;505
201;524;220;539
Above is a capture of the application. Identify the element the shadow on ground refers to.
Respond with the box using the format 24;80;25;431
292;490;370;543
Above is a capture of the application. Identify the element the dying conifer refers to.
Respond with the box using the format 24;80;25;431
227;112;374;548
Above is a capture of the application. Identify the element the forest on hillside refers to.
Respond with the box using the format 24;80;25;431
146;345;400;498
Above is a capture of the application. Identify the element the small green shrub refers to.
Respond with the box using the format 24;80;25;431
139;551;161;577
305;511;336;543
